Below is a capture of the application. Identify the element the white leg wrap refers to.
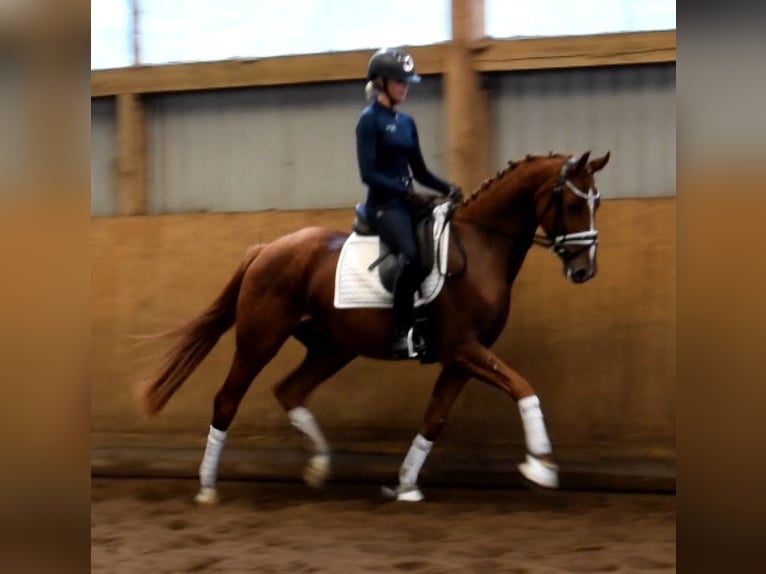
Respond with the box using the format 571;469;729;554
518;395;552;456
518;454;559;488
288;407;329;455
399;434;433;487
199;425;227;488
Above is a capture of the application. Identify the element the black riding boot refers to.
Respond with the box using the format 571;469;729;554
391;259;422;358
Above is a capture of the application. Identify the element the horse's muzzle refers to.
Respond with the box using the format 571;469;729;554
570;268;592;283
565;262;596;284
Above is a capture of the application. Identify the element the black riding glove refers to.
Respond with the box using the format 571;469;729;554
447;185;463;203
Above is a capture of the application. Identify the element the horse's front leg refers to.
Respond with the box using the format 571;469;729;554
385;365;469;501
450;341;559;489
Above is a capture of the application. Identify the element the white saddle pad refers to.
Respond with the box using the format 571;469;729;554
333;203;451;309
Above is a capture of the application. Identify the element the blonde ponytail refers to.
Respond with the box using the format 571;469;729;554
365;80;377;101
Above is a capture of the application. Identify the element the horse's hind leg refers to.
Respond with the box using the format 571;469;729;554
274;339;356;489
196;319;297;504
195;348;259;504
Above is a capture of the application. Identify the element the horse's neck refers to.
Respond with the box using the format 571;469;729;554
461;163;546;241
457;162;550;282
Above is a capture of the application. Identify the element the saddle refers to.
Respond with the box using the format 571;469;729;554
350;200;444;364
351;203;436;294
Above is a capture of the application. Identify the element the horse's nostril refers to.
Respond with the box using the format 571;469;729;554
572;269;588;282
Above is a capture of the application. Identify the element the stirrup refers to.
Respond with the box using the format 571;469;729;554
406;327;425;357
392;326;424;359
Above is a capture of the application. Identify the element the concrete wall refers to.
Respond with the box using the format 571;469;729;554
92;197;675;473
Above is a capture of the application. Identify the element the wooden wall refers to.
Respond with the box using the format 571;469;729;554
92;197;675;482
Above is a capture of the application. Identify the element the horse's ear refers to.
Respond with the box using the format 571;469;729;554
567;151;590;176
589;151;611;173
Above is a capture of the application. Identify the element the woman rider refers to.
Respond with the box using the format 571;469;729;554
355;47;463;358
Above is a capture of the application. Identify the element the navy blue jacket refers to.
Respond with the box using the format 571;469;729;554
355;99;450;209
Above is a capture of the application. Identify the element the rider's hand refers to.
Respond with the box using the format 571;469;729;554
447;185;463;203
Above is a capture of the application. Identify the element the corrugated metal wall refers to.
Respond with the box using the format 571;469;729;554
89;63;675;215
91;98;119;216
0;62;22;186
490;63;675;198
145;78;445;213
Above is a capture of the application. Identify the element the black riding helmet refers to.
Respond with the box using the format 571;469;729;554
366;48;421;84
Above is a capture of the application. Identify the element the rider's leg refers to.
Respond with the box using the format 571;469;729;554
390;254;419;352
373;206;421;355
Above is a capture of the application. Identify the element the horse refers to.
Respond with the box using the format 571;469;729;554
139;150;611;503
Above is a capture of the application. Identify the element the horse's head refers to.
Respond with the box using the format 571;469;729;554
534;151;611;283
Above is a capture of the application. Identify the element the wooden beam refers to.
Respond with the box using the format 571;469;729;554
116;94;147;215
91;44;447;98
90;30;675;98
472;30;676;72
446;0;490;191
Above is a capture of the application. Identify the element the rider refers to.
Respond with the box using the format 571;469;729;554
355;47;463;358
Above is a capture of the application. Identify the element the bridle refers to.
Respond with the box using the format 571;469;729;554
442;156;601;276
533;157;601;266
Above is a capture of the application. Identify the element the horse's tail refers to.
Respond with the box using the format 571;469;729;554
139;245;264;416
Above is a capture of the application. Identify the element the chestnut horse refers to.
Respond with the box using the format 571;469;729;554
140;150;610;503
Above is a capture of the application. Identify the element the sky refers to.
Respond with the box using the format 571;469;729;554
91;0;675;70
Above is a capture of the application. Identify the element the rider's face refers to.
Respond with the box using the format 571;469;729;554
387;79;410;104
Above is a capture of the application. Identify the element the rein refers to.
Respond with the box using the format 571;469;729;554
428;155;600;284
447;156;600;261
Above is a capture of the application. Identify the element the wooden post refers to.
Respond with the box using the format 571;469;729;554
446;0;490;192
116;93;147;215
132;0;141;65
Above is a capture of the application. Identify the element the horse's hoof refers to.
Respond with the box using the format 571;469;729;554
518;454;559;489
194;487;219;505
304;454;331;489
381;485;424;502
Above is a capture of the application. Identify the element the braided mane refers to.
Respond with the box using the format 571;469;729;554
464;151;570;203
